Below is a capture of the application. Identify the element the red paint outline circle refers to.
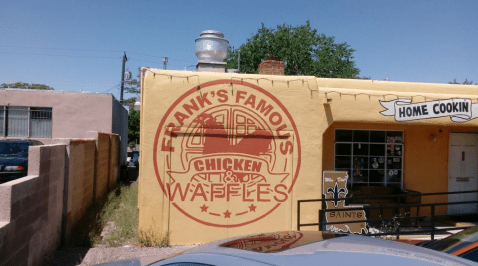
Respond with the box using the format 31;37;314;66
153;79;301;227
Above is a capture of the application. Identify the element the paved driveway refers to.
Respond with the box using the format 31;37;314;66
45;245;196;266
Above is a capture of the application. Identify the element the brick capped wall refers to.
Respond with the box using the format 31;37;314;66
258;58;285;75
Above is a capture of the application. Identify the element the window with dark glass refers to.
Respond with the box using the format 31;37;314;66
334;129;403;189
0;106;52;138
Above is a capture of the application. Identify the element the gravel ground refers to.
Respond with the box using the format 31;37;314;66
45;170;199;266
45;245;197;266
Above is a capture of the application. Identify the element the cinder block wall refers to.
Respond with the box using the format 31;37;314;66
0;132;121;266
0;144;67;266
108;135;120;192
64;140;96;239
95;133;111;199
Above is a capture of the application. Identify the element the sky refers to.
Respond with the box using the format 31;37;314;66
1;0;477;102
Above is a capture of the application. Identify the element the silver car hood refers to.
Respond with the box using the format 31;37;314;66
182;234;477;266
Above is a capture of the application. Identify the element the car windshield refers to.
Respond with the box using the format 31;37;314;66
425;226;478;253
0;142;30;155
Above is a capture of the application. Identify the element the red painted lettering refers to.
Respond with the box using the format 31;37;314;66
244;160;251;171
280;141;293;155
194;160;204;171
269;112;282;126
233;159;244;171
242;184;253;202
217;89;228;103
256;99;274;116
244;94;256;108
196;92;212;108
223;158;232;170
274;184;288;202
257;184;271;202
227;183;240;201
161;138;174;152
191;183;207;201
236;90;247;103
174;111;189;126
251;161;262;172
167;183;190;201
162;123;181;152
183;99;199;115
205;159;216;171
165;123;180;138
276;124;290;139
210;183;225;201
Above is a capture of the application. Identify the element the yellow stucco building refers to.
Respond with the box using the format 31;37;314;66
138;68;478;245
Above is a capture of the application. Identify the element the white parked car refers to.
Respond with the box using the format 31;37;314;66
94;231;478;265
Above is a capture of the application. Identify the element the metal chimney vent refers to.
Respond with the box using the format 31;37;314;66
195;30;228;72
195;30;229;62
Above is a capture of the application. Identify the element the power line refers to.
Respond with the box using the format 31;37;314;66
1;45;198;70
128;58;164;65
0;51;120;59
128;51;164;58
128;51;193;63
104;84;120;93
1;51;196;66
1;45;195;63
0;45;123;53
129;58;196;67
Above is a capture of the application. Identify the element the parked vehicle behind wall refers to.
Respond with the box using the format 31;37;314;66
128;150;139;168
0;139;43;183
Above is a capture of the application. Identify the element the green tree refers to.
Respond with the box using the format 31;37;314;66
123;97;137;108
1;82;54;90
225;21;360;78
128;105;140;148
448;78;477;85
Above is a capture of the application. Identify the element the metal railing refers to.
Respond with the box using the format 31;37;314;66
297;190;478;240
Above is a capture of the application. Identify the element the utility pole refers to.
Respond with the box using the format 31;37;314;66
237;50;241;73
120;52;128;104
162;57;168;70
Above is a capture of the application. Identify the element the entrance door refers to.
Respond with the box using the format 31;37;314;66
448;133;478;215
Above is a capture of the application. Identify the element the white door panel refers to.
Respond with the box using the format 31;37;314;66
448;133;478;215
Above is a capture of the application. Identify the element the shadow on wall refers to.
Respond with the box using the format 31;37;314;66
0;132;120;266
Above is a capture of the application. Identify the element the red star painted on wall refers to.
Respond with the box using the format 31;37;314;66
249;204;256;212
223;210;231;218
200;204;208;212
